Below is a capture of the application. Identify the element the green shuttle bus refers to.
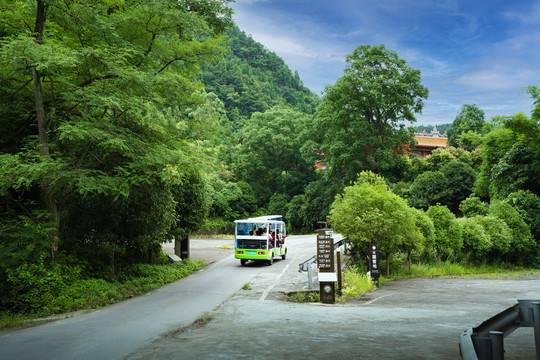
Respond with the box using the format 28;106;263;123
234;215;287;266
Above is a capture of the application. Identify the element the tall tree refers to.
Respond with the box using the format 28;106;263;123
330;171;418;276
474;109;540;200
447;104;486;150
0;0;233;259
425;204;462;267
227;106;316;206
315;45;429;184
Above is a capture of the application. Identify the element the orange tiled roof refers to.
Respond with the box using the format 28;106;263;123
414;136;448;148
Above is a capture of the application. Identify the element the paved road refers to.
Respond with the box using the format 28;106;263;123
0;236;316;360
130;275;540;360
2;235;539;360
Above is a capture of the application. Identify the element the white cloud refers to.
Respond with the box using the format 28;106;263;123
234;0;269;4
231;0;540;124
455;68;536;91
502;2;540;25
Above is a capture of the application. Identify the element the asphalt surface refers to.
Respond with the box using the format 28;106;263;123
2;236;539;360
0;238;257;360
151;237;540;360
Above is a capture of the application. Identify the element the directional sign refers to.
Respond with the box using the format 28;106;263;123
316;229;335;304
369;244;380;288
316;230;334;271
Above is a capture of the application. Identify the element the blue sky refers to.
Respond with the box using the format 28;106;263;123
232;0;540;125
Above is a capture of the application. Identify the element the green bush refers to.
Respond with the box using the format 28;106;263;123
3;258;204;317
5;256;84;314
340;266;376;301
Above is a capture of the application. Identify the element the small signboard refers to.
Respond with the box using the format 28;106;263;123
369;244;380;287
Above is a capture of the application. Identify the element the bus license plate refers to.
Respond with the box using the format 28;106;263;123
246;251;256;255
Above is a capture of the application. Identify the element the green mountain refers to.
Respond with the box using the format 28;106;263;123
201;26;319;129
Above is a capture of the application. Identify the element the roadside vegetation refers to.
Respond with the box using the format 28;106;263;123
287;291;320;303
0;258;204;331
301;262;540;304
338;267;377;303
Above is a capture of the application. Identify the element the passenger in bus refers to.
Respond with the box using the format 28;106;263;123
276;228;283;247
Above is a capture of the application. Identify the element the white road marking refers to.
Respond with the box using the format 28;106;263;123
259;256;296;301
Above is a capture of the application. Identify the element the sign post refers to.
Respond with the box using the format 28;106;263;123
369;244;380;288
317;228;335;304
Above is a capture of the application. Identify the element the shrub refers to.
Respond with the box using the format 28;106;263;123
5;256;83;314
340;267;376;301
459;196;489;217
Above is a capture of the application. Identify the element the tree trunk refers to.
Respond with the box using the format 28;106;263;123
33;1;59;258
110;253;115;276
408;250;412;274
386;253;390;277
437;248;441;267
174;237;181;257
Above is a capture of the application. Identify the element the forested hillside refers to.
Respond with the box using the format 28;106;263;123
201;26;319;128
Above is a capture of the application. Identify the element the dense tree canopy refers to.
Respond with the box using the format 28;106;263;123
458;217;490;264
425;204;462;266
408;171;449;210
330;172;419;275
474;111;540;200
0;0;233;269
201;26;319;128
489;201;534;262
223;106;316;207
315;44;429;184
447;104;486;150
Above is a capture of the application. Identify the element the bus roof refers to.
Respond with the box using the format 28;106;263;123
234;215;283;223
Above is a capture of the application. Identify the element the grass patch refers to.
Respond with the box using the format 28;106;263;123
286;291;320;303
337;267;377;303
195;313;214;325
0;313;39;332
217;244;234;249
384;262;540;281
242;282;251;290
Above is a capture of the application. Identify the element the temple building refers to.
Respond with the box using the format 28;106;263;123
411;125;448;157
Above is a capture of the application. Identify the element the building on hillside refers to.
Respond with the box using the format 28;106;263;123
411;125;448;157
312;126;448;170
